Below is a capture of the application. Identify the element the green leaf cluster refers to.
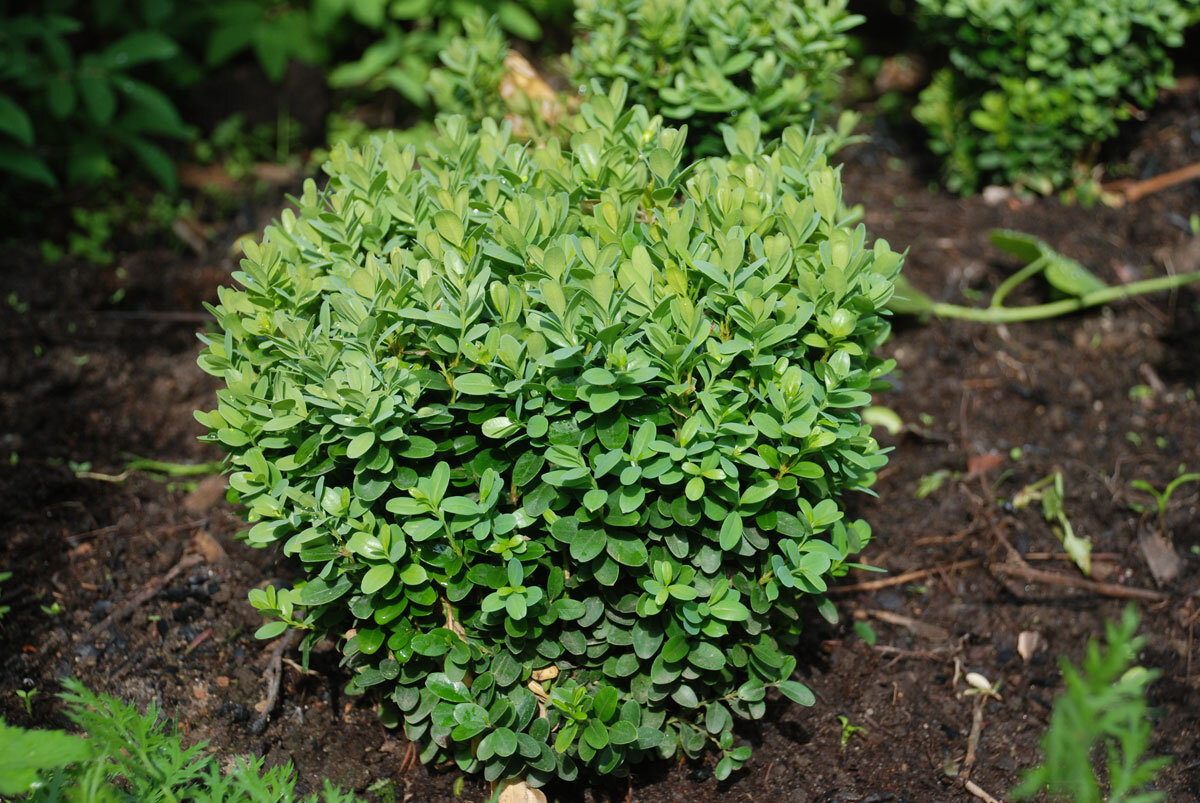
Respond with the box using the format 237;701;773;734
196;82;902;785
913;0;1194;194
0;0;573;193
0;679;361;801
206;0;573;106
427;12;512;124
0;1;195;189
568;0;863;157
427;12;566;143
1013;606;1170;803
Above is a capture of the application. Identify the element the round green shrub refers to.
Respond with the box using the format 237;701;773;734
568;0;863;156
914;0;1194;194
196;83;902;786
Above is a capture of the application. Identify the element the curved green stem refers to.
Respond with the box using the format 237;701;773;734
927;271;1200;323
989;254;1047;309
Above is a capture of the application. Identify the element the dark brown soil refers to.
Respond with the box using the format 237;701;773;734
2;85;1199;802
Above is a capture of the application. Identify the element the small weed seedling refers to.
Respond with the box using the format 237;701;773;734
914;468;955;499
1130;467;1200;533
838;716;867;748
1013;606;1169;802
15;688;38;716
1012;472;1092;576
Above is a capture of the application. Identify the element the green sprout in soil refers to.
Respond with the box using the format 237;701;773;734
891;230;1200;323
1013;605;1169;803
1130;467;1200;532
1012;472;1092;576
837;716;867;749
914;469;955;499
14;689;38;717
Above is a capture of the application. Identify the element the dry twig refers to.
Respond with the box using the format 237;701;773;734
964;779;1003;803
1105;160;1200;202
77;553;204;642
989;563;1167;601
831;559;980;594
250;629;297;735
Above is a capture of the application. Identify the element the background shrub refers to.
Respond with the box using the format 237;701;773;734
428;12;568;141
913;0;1193;194
0;0;196;189
208;0;572;106
197;85;901;785
0;0;571;193
568;0;862;156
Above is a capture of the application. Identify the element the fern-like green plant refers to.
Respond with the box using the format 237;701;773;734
0;679;361;801
1013;606;1170;803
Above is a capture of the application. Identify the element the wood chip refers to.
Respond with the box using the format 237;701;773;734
183;475;228;514
531;666;559;682
1017;631;1043;663
189;530;228;565
497;779;548;803
1138;529;1182;586
499;51;563;136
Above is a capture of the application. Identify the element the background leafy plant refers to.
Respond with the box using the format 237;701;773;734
0;679;361;801
913;0;1193;195
204;0;573;106
427;12;512;122
196;81;902;786
428;12;567;141
0;0;196;190
568;0;862;156
1013;606;1169;803
0;0;571;193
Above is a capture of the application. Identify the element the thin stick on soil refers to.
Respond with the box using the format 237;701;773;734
250;629;297;735
831;560;981;594
69;518;208;544
1106;160;1200;202
77;553;204;642
964;779;1003;803
989;563;1168;601
963;695;986;778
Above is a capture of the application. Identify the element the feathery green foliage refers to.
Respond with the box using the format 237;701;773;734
1013;606;1170;803
913;0;1194;194
0;679;360;801
569;0;862;156
196;82;902;785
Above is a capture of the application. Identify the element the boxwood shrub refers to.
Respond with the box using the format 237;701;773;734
196;83;902;786
914;0;1194;194
569;0;862;156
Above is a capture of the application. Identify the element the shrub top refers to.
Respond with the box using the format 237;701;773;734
569;0;862;155
196;83;902;786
